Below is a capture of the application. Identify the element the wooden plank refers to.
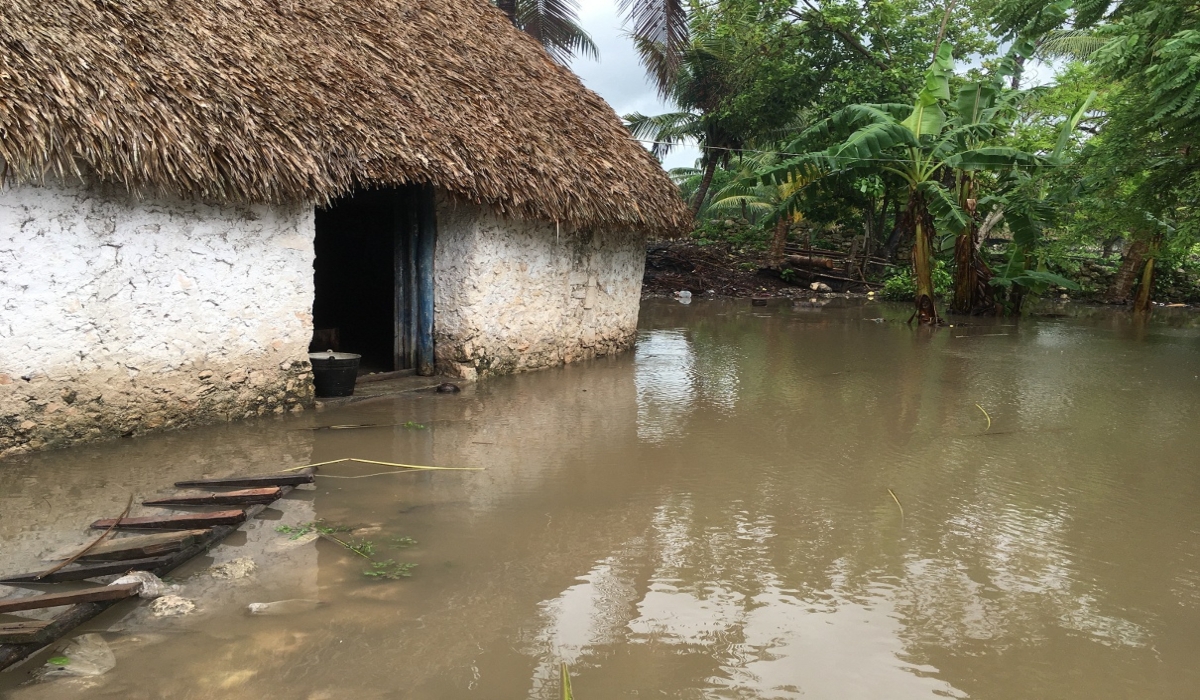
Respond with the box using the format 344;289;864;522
1;556;173;585
0;620;52;644
415;183;437;376
0;482;299;672
0;583;141;615
174;469;314;489
42;529;210;562
143;487;282;507
90;510;246;531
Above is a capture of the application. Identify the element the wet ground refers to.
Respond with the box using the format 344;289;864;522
2;298;1200;699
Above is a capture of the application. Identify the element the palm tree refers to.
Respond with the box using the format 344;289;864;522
707;152;817;267
624;30;745;215
494;0;688;68
494;0;598;64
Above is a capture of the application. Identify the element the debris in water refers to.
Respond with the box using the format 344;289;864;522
110;571;170;599
247;599;324;616
150;595;195;617
887;488;905;520
35;634;116;680
36;495;132;579
975;403;992;432
209;557;257;580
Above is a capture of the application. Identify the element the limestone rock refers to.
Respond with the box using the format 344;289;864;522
150;595;195;617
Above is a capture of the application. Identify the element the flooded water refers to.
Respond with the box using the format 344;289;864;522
3;298;1200;699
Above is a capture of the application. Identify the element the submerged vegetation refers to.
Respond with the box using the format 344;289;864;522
624;0;1198;317
276;520;417;581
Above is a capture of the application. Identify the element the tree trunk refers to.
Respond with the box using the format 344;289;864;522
975;206;1004;250
1133;255;1156;313
497;0;517;24
950;230;994;315
882;199;905;259
769;217;788;268
1107;238;1149;303
907;193;940;325
691;159;717;216
1132;235;1161;313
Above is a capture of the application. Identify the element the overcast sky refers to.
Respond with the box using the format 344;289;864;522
568;0;701;171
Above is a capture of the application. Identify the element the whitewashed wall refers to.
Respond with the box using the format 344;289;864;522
0;180;316;458
433;194;645;378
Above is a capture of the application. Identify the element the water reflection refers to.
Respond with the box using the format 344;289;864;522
3;299;1200;699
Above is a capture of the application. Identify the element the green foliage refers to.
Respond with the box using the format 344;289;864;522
275;520;352;540
276;521;416;582
363;560;416;580
881;260;952;300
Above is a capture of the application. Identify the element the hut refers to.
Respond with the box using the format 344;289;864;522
0;0;689;457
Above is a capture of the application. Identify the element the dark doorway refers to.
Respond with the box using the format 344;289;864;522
312;186;436;375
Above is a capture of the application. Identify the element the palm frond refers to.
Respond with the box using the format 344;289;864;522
517;0;599;64
624;111;701;157
618;0;689;96
1036;29;1110;60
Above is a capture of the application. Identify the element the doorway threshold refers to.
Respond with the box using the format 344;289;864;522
315;373;463;408
357;368;417;383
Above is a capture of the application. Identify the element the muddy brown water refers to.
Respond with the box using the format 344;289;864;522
3;298;1200;699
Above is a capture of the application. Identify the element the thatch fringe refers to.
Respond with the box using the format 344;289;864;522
0;0;689;234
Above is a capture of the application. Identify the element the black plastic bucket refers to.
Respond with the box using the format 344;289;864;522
309;351;361;397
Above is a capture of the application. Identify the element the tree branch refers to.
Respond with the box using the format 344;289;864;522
787;4;890;72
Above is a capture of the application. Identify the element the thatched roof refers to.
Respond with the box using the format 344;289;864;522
0;0;689;233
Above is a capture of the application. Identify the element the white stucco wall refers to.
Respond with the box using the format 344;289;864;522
433;194;645;378
0;180;316;457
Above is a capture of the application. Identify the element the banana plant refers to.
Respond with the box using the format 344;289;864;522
707;151;817;267
756;43;1042;324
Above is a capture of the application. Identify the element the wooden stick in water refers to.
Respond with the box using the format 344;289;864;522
36;495;133;580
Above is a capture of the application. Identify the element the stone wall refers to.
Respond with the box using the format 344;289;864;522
0;179;316;458
433;194;645;378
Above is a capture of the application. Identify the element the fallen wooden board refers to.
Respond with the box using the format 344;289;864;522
0;583;140;615
1;556;173;585
174;469;314;489
90;510;246;531
0;482;300;672
43;529;211;562
143;487;282;506
0;621;52;644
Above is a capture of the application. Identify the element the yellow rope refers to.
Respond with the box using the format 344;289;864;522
281;458;482;473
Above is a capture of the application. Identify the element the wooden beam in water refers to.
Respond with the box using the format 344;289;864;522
79;530;210;560
90;510;246;531
43;530;211;562
0;583;141;615
0;483;299;672
0;621;53;645
143;487;282;507
1;556;173;585
174;468;314;489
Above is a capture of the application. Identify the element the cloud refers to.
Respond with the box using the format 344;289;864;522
569;0;700;171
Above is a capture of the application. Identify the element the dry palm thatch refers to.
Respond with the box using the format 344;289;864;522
0;0;689;234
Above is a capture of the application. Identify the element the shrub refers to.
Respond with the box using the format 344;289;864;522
880;261;952;301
